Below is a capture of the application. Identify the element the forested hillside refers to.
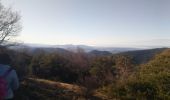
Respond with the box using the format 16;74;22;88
103;49;170;100
117;48;166;64
0;47;169;100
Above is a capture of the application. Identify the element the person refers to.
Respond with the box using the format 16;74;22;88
0;52;19;100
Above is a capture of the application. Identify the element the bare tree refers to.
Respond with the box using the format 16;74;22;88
115;55;134;81
0;2;21;46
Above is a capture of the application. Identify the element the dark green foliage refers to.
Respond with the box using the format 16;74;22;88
89;56;116;85
118;48;166;64
88;50;112;56
107;49;170;100
12;51;32;79
30;52;79;83
115;55;134;80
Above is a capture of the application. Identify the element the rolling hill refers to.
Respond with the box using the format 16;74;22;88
117;48;167;64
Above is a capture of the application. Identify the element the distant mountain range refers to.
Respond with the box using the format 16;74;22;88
17;43;140;53
9;43;168;64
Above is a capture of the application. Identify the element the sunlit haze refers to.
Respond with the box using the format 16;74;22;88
2;0;170;48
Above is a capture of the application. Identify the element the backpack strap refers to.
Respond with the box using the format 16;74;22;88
2;67;13;78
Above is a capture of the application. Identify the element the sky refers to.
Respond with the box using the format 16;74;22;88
2;0;170;47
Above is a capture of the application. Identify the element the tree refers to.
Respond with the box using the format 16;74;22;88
115;55;134;80
0;2;21;46
90;56;116;85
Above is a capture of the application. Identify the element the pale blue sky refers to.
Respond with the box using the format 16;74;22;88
2;0;170;47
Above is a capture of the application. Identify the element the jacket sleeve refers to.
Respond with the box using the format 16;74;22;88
11;70;19;90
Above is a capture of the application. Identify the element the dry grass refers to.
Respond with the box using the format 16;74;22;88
28;78;86;94
27;78;110;100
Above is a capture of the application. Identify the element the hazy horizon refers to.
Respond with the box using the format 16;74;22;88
2;0;170;47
